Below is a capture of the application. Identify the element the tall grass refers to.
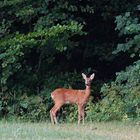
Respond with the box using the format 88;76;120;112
0;121;139;140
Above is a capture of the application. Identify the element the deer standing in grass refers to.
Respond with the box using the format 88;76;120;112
50;73;95;124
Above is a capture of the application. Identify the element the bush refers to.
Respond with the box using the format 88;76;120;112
1;60;139;122
0;72;84;122
98;60;140;121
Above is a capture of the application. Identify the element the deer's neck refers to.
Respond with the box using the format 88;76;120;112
84;85;91;99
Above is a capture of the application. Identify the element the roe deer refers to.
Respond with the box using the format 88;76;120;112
50;73;95;124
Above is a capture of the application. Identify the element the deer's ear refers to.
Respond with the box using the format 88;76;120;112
90;73;95;80
82;73;87;80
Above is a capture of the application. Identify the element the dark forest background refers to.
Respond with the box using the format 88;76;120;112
0;0;140;122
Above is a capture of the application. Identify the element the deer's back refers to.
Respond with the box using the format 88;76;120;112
51;88;85;104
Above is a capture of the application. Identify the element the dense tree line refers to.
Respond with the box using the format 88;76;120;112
0;0;139;121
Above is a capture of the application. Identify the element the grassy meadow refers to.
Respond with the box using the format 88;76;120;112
0;121;139;140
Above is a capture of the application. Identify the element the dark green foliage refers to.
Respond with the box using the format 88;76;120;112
114;12;140;58
93;11;140;121
0;22;85;85
0;72;84;121
99;60;140;121
0;92;50;121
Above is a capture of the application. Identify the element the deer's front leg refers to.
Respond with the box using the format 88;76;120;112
78;105;82;124
81;106;85;124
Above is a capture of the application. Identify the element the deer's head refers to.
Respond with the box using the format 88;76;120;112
82;73;95;86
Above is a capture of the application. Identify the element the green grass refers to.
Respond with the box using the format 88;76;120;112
0;121;140;140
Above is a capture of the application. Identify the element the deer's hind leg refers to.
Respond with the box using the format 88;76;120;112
50;105;56;124
50;103;63;124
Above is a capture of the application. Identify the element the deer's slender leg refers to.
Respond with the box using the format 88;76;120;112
81;106;85;124
52;103;63;124
78;105;82;124
50;110;54;124
50;105;56;124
